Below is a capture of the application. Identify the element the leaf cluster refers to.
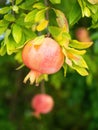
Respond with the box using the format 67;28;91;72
0;0;98;77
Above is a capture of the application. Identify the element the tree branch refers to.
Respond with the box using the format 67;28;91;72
11;0;15;16
44;0;50;37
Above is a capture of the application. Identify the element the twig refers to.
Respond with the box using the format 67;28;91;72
44;0;50;37
44;0;49;20
11;0;15;16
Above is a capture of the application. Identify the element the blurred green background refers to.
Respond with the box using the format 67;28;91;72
1;0;98;130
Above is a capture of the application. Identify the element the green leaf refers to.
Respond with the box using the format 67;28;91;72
0;26;7;35
48;26;61;38
49;0;61;4
12;24;22;43
84;7;91;17
15;13;25;26
69;40;93;49
16;0;23;5
14;51;23;63
35;9;46;22
14;33;26;49
3;29;16;55
6;35;17;55
0;20;9;34
48;26;70;46
12;5;19;13
4;14;15;22
78;0;85;16
4;29;11;45
19;0;36;10
24;9;38;22
23;28;36;40
61;0;81;26
86;2;98;14
72;64;88;76
0;7;10;14
33;2;45;9
0;41;6;56
0;19;9;27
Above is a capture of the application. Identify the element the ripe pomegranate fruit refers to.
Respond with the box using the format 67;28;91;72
31;94;54;118
22;37;64;84
75;27;91;42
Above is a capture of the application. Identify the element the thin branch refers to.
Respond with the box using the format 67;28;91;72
11;0;15;16
44;0;49;20
44;0;50;37
44;0;48;6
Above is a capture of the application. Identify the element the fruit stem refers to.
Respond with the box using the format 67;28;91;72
40;80;46;94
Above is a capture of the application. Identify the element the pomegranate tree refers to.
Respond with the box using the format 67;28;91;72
22;37;64;84
31;94;54;118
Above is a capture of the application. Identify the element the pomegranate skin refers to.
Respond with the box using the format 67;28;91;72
22;37;64;74
31;94;54;115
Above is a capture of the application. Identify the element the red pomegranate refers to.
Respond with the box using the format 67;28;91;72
75;27;91;42
31;94;54;118
22;37;64;84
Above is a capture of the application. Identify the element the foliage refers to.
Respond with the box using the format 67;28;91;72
0;0;98;130
0;0;95;77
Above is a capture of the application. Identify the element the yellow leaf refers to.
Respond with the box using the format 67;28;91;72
36;20;48;31
69;40;93;49
67;47;86;55
53;9;69;32
84;7;91;17
72;64;89;76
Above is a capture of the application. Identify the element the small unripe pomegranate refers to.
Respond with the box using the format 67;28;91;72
22;37;64;84
75;27;91;42
31;94;54;118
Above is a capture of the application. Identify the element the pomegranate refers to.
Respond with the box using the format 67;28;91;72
22;37;64;84
31;94;54;118
75;27;91;42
